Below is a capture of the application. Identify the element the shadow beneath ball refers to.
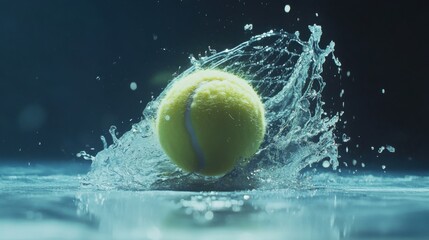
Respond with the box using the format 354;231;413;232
150;168;259;192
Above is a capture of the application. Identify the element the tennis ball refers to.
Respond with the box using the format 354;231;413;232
156;69;265;176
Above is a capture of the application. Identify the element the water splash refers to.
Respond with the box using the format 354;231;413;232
83;25;341;190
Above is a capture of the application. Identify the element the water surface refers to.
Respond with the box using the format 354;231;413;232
1;163;428;240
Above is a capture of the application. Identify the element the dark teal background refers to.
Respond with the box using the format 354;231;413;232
0;1;427;171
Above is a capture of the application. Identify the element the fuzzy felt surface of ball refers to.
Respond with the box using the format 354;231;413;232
156;69;265;176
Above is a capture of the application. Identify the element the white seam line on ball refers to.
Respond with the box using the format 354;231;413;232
185;83;206;171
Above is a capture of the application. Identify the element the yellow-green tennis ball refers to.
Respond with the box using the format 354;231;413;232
156;69;265;176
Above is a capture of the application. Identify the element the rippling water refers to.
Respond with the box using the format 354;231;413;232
1;163;428;240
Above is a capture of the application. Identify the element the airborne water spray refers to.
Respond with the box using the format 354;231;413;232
82;25;341;190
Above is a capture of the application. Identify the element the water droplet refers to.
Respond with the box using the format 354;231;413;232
322;160;330;168
76;150;95;161
130;82;138;91
378;146;385;153
244;24;253;31
352;159;357;166
165;115;170;121
342;133;350;142
382;165;386;170
381;88;385;94
386;145;395;153
284;4;291;13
